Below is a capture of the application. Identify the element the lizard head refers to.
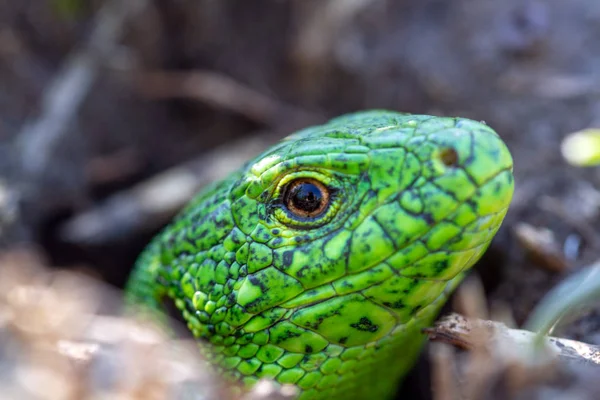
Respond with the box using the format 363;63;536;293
148;110;513;394
228;112;513;342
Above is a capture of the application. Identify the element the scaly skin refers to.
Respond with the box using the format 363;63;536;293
126;110;514;399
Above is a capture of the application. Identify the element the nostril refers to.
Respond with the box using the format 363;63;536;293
439;147;459;167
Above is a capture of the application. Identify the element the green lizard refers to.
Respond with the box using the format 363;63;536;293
126;110;514;399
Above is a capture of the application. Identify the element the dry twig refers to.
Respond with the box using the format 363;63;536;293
426;313;600;367
138;70;322;128
15;0;149;178
59;134;275;245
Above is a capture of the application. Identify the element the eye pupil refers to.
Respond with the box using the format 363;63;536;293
291;183;323;212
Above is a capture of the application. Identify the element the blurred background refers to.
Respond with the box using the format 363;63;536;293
1;0;600;398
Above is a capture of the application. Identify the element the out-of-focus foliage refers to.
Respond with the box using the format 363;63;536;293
562;129;600;167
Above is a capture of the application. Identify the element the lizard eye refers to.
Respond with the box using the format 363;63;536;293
284;179;329;218
270;172;342;229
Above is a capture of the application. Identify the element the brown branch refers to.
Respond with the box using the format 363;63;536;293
137;70;322;128
59;134;276;245
425;313;600;367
